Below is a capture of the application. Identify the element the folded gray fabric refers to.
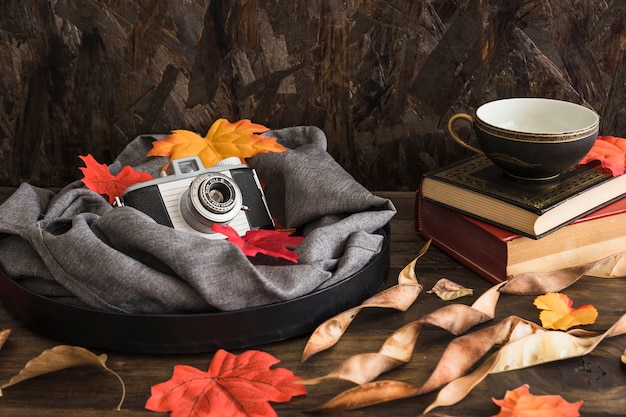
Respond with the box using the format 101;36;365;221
0;126;396;313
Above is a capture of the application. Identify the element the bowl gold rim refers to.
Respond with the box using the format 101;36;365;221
474;118;599;143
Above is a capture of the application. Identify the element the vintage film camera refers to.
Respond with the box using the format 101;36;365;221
121;156;274;239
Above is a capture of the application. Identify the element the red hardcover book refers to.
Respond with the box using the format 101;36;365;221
415;192;626;283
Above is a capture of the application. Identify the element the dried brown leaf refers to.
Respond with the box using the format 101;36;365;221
301;322;423;385
586;252;626;278
423;353;499;414
0;329;10;351
301;307;362;362
418;316;544;394
421;282;504;335
0;345;126;410
304;250;626;414
427;278;473;301
503;251;626;294
300;353;405;386
303;282;507;404
308;380;422;412
424;314;626;414
377;321;423;363
503;265;593;295
301;240;431;362
308;316;543;412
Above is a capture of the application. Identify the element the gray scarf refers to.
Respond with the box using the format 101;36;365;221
0;126;395;314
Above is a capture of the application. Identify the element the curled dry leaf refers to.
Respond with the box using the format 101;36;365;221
302;297;505;389
492;384;583;417
586;252;626;278
420;281;505;336
304;251;626;414
0;345;126;410
308;315;542;412
427;278;473;301
503;264;593;295
503;250;626;295
0;329;10;351
301;240;431;362
300;321;423;385
303;283;508;411
423;313;626;414
534;293;598;330
622;349;626;364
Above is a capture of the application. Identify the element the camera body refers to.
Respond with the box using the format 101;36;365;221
122;156;274;239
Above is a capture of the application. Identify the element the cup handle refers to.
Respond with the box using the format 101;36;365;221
447;113;484;155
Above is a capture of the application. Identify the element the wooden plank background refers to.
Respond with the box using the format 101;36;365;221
1;0;625;190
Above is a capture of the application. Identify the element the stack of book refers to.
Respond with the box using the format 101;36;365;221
416;155;626;284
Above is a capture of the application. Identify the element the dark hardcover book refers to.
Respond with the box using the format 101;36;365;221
420;155;626;239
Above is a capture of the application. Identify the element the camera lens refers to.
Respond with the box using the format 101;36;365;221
199;177;236;214
180;172;243;233
209;188;226;203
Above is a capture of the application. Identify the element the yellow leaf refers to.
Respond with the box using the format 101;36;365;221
534;293;598;330
148;119;286;169
0;345;126;410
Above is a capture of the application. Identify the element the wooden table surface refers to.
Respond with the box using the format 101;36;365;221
0;190;625;416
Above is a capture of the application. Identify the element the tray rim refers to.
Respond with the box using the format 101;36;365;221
0;224;390;354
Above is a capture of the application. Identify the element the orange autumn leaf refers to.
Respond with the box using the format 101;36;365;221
79;154;153;204
148;118;286;169
492;384;583;417
578;135;626;176
145;349;306;417
533;293;598;330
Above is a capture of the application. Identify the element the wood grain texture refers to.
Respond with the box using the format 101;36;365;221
0;191;624;416
1;1;625;190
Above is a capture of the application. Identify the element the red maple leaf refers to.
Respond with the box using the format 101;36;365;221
145;349;307;417
211;224;304;263
79;154;153;204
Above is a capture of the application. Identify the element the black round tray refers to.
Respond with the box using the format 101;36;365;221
0;225;389;354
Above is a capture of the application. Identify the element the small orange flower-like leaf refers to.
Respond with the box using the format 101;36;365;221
492;384;583;417
579;135;626;176
148;119;286;169
533;293;598;330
